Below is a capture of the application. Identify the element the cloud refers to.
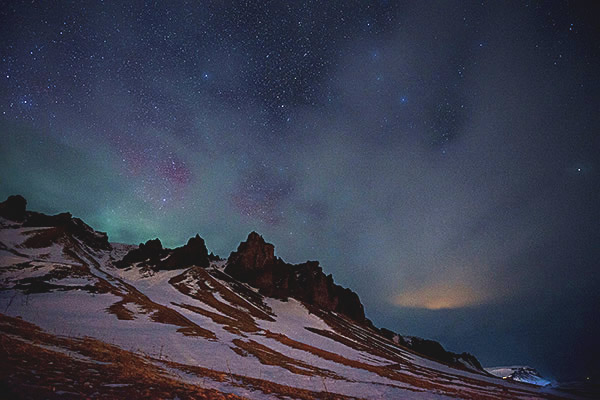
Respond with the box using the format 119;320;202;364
392;283;493;310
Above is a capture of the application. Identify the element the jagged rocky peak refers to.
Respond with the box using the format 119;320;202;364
162;234;210;269
116;238;166;268
227;231;276;273
116;234;212;270
225;232;366;323
140;238;164;253
0;195;110;250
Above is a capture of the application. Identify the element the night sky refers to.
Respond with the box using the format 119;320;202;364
1;1;599;382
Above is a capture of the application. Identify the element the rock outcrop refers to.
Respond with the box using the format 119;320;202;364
0;195;27;221
116;234;211;270
115;238;167;268
0;195;110;250
379;327;483;371
162;234;211;269
225;232;366;323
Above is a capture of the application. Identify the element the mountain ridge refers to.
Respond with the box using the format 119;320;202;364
0;195;572;399
0;194;502;374
4;193;480;370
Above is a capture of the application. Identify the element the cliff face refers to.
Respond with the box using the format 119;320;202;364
225;232;366;323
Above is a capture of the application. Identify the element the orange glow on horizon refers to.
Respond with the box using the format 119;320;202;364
392;283;489;310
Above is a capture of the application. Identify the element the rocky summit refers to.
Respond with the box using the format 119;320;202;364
226;232;366;322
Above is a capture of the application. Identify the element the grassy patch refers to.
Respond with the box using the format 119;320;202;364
231;338;342;379
169;267;274;335
0;314;243;399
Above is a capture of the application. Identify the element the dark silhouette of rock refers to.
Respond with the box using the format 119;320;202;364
225;232;366;323
162;234;210;269
24;212;110;250
67;217;110;250
378;327;483;371
24;211;73;227
0;195;27;221
116;234;213;270
116;238;166;268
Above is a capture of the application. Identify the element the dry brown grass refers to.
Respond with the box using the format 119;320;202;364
174;302;255;335
7;262;108;296
169;267;273;335
0;314;243;399
106;299;136;320
164;359;361;400
103;277;217;340
5;244;217;340
311;311;565;399
0;313;360;399
72;245;218;339
231;338;342;379
260;330;558;400
20;227;66;249
309;308;409;363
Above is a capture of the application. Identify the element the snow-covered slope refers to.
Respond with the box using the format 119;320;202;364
486;366;553;387
0;196;574;399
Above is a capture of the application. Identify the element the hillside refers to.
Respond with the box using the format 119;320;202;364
0;195;571;399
